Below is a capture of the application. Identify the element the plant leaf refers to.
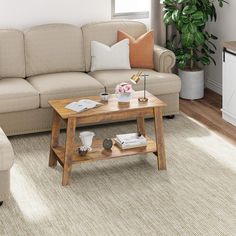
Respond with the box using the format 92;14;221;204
163;12;173;25
163;0;175;5
192;19;205;26
183;5;197;15
192;11;204;20
172;9;181;22
210;34;218;40
199;56;210;65
177;0;187;3
195;31;205;46
181;32;194;48
188;22;197;33
208;41;217;50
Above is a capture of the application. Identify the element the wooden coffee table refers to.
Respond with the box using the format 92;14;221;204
48;91;166;186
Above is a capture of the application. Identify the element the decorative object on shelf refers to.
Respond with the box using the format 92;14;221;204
114;132;147;150
78;146;88;156
163;0;226;100
79;131;95;151
103;138;113;150
100;87;109;102
130;71;149;102
115;82;133;104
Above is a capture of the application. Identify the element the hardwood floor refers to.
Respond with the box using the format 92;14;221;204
180;88;236;145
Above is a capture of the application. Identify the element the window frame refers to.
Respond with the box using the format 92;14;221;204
111;0;149;19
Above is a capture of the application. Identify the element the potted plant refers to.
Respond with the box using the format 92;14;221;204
163;0;226;99
115;82;133;104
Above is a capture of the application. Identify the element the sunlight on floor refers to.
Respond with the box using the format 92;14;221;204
182;112;236;172
187;132;236;173
11;164;51;222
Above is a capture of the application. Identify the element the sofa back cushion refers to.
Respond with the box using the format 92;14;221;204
0;30;25;78
82;21;147;72
25;24;85;77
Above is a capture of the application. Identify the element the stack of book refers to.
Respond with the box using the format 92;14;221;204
114;133;147;150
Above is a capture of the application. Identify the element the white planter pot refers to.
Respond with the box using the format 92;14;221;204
178;69;204;100
117;92;132;103
79;131;95;150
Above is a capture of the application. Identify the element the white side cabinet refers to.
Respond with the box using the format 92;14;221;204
222;42;236;126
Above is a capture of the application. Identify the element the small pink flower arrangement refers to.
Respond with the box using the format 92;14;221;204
115;82;133;95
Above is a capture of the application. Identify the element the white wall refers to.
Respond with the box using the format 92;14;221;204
0;0;111;29
206;1;236;94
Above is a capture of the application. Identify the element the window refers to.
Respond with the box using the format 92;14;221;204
112;0;150;19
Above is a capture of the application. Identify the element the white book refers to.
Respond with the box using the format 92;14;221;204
65;99;102;113
116;133;146;144
114;138;147;150
115;133;147;149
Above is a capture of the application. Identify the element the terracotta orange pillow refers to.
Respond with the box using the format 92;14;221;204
117;30;154;69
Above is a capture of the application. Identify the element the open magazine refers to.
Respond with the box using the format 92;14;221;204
65;99;102;113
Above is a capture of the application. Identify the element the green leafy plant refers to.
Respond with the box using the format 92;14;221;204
163;0;227;70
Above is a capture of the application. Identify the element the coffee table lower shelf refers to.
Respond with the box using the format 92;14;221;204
52;137;157;166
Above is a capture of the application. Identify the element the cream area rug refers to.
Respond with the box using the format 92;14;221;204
1;113;236;236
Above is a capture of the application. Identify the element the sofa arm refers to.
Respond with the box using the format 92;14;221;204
0;128;14;171
153;45;176;73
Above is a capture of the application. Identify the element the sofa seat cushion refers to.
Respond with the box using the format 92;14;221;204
89;69;181;95
0;78;39;113
27;72;104;108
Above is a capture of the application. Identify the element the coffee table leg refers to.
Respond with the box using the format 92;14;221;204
62;117;76;186
153;107;166;170
137;116;146;136
49;111;61;167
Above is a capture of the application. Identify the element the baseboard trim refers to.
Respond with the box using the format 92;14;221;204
206;79;222;95
222;109;236;126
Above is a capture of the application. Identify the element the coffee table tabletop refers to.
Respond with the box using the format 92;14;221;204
48;91;166;119
48;91;167;186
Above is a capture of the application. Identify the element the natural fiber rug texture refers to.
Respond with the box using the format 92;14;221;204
1;113;236;236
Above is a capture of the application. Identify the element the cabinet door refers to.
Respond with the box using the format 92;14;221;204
223;52;236;116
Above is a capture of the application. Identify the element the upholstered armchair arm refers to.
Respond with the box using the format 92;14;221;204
153;45;176;73
0;128;14;171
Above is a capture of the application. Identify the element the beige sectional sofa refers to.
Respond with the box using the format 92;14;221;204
0;21;181;136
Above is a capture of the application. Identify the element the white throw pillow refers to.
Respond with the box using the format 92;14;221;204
90;39;131;72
